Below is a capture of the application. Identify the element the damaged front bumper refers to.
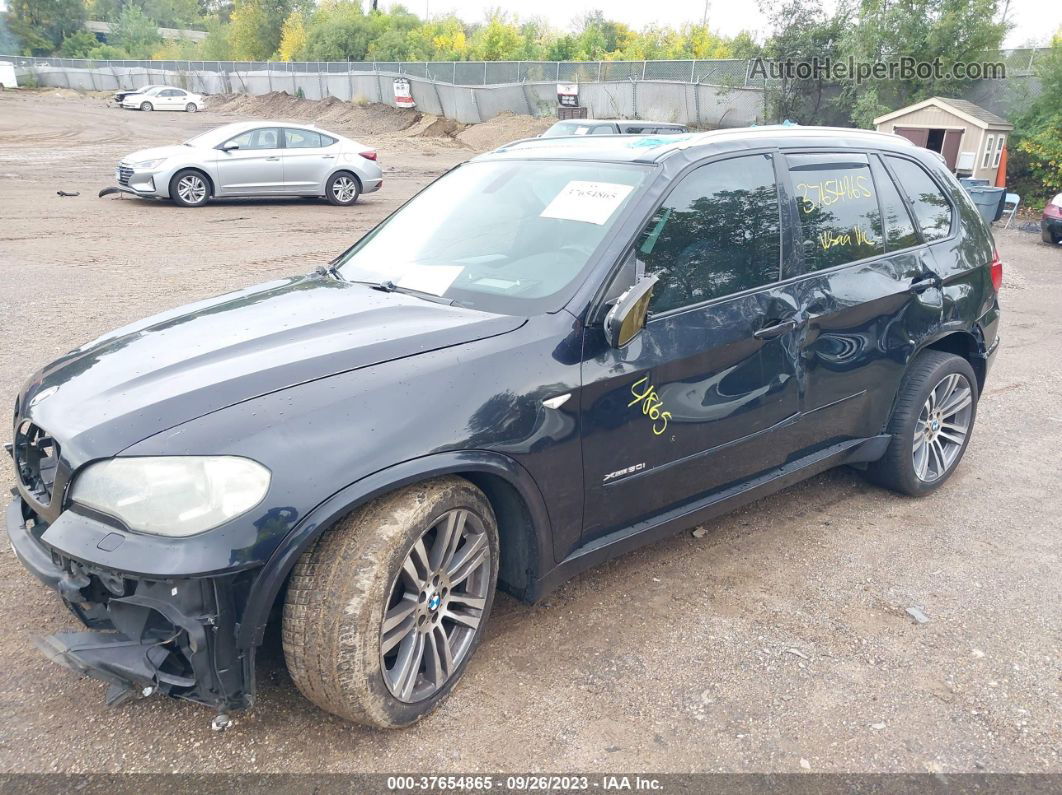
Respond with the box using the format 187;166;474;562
6;496;256;711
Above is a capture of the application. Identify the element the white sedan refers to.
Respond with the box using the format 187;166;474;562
122;86;204;112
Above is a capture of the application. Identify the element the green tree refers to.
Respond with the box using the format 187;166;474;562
469;11;521;60
838;0;1009;127
276;9;306;60
59;30;102;57
5;0;86;55
229;0;309;60
1013;33;1062;199
111;4;161;57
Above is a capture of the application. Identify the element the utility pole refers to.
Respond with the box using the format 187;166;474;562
702;0;710;26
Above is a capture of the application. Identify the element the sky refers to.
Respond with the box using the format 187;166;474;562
409;0;1060;48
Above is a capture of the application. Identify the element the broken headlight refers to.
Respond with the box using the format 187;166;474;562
70;456;271;537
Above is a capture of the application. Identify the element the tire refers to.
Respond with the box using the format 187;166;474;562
169;169;210;208
1042;225;1058;245
140;101;153;111
326;171;361;206
283;476;499;728
865;350;978;496
185;102;197;113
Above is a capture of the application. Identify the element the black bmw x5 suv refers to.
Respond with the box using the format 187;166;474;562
8;126;1001;728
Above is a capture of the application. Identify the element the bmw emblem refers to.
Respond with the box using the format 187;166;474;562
428;594;441;611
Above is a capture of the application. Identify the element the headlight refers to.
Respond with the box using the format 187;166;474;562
133;158;166;169
70;456;271;537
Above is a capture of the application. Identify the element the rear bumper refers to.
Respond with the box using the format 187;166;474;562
6;496;255;712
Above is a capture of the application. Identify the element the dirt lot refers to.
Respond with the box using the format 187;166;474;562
0;90;1059;774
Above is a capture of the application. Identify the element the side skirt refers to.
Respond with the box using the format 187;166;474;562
526;434;890;601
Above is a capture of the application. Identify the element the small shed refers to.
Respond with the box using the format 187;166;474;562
873;97;1012;182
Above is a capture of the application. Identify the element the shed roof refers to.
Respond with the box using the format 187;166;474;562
873;97;1013;130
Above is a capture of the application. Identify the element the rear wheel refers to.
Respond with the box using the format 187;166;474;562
865;350;978;496
1043;225;1059;244
140;101;153;111
326;172;361;206
283;477;499;728
170;169;210;208
185;102;197;113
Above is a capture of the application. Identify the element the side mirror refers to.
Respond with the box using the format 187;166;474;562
221;142;239;151
604;274;659;348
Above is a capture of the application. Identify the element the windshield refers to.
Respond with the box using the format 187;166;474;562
335;160;649;315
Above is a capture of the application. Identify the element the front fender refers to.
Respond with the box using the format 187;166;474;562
236;449;553;649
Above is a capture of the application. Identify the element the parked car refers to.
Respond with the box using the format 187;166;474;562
112;84;168;105
120;85;204;112
1041;193;1062;244
9;126;1001;729
542;119;689;137
110;121;382;207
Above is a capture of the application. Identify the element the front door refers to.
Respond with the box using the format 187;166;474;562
215;127;285;195
280;127;336;194
579;153;802;542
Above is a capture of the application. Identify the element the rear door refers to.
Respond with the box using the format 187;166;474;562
280;128;337;194
579;152;802;542
214;127;286;195
157;88;184;110
781;150;944;448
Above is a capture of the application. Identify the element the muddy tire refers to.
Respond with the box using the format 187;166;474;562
283;476;499;728
865;350;978;497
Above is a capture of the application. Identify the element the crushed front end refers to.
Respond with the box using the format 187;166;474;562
6;470;258;713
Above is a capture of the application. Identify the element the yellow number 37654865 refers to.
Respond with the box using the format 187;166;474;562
628;375;672;436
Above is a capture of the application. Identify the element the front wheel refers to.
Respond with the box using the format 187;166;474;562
170;169;210;207
283;477;499;728
326;171;360;206
865;350;978;496
140;101;153;111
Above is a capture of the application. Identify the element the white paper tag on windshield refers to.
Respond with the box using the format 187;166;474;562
540;181;634;225
396;265;463;296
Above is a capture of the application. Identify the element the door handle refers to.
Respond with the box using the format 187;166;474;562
908;275;941;294
265;156;280;161
321;155;335;159
754;318;799;340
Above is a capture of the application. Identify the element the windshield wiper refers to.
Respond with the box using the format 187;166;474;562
371;280;454;305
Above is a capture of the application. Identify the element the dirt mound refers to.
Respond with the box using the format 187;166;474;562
455;112;553;151
209;91;421;137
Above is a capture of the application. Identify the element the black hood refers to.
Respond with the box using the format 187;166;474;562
17;273;524;464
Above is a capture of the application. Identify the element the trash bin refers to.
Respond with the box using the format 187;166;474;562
966;186;1006;224
960;177;990;189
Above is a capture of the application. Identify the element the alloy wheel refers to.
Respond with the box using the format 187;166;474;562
380;508;491;703
912;372;973;483
176;174;207;205
332;176;358;203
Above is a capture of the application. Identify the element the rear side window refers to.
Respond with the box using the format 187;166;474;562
885;156;953;241
870;155;920;251
637;154;781;313
788;153;884;271
285;128;326;148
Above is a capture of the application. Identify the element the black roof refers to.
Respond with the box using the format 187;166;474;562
480;125;920;164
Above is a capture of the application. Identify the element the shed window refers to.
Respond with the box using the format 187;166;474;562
982;134;995;168
992;135;1005;167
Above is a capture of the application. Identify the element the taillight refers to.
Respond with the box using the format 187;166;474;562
1045;202;1062;219
359;151;377;161
989;250;1003;292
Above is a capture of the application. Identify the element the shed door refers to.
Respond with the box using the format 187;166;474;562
941;130;963;170
893;127;929;147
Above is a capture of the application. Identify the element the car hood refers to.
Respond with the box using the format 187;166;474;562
121;144;188;163
18;273;525;463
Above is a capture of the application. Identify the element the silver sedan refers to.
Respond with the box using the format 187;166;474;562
113;121;384;207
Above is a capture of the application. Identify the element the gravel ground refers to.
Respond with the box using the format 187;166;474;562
0;91;1059;774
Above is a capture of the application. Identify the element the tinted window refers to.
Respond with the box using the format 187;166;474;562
788;153;884;271
637;154;781;314
870;156;919;250
885;156;953;242
225;128;280;150
285;128;327;148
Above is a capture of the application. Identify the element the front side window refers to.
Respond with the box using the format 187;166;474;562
336;160;649;315
788;153;884;271
636;154;781;314
885;156;953;242
225;128;280;150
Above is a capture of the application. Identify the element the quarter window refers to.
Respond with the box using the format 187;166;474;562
788;154;884;271
885;156;953;242
637;154;781;314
